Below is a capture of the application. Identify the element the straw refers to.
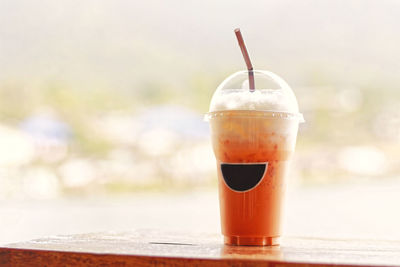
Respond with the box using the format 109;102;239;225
234;28;255;92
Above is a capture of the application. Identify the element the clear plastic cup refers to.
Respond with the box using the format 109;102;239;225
206;70;303;246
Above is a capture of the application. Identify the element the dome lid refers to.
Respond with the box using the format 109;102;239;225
208;70;302;122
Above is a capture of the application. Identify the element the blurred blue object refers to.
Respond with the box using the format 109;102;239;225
20;115;72;141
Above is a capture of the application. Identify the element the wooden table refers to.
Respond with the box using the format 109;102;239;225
1;230;400;266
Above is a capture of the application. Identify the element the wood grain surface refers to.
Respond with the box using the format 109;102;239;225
1;230;400;266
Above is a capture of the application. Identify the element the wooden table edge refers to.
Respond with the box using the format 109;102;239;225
0;246;385;267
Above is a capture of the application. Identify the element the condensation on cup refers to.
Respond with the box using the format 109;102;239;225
205;70;304;246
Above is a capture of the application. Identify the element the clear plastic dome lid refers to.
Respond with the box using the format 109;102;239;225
208;70;303;121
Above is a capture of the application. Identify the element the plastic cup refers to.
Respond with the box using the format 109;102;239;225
206;70;303;246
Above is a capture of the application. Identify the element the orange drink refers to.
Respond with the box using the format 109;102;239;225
209;110;299;245
206;68;303;246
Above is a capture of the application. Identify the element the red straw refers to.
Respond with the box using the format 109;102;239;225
234;28;255;92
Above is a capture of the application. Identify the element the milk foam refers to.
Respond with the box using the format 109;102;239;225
209;89;299;113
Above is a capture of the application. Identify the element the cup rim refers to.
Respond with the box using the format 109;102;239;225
204;110;304;123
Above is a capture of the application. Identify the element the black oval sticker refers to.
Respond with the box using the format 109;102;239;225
220;163;268;192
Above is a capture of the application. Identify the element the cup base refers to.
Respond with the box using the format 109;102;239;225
224;235;280;246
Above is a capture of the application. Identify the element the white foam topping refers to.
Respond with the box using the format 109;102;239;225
209;88;299;113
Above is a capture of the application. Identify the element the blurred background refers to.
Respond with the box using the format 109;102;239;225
1;0;400;244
